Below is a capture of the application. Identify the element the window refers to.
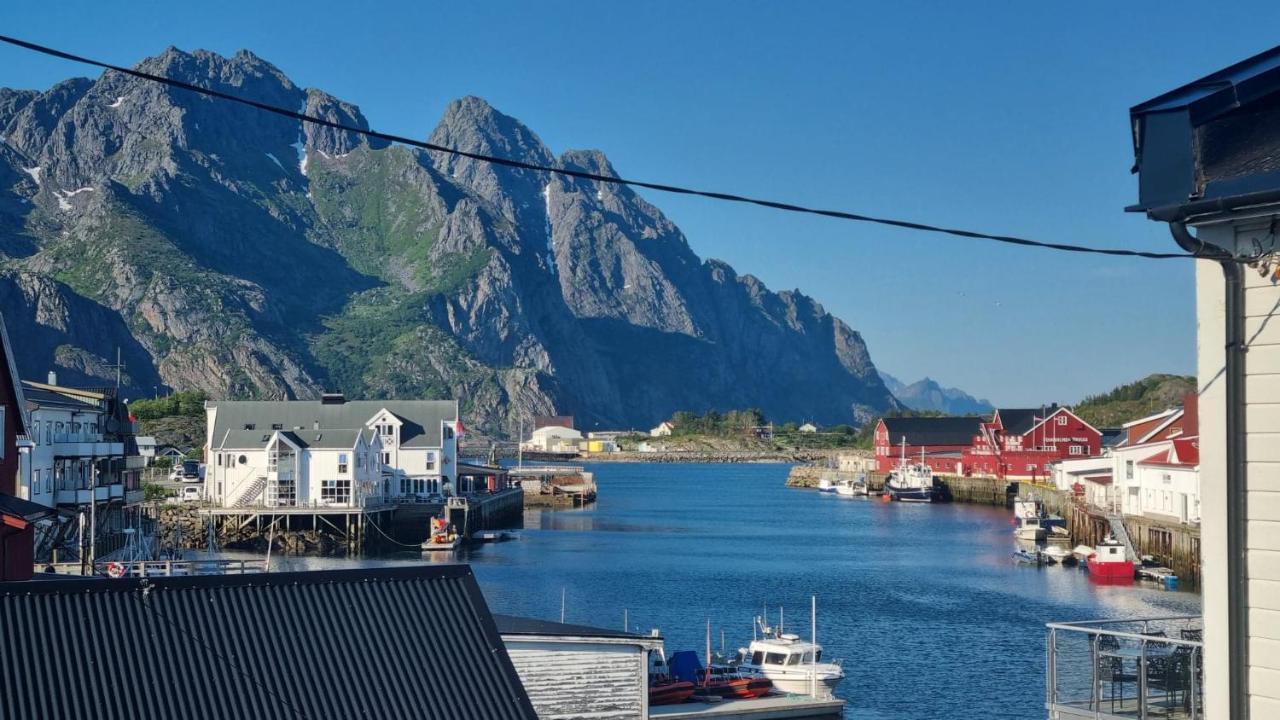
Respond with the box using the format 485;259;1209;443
238;455;247;465
32;469;39;493
1069;445;1083;456
444;426;454;440
1057;416;1068;426
381;452;390;465
751;651;764;665
338;454;349;474
271;423;283;430
764;653;787;666
1125;460;1134;479
321;478;352;504
1162;473;1172;485
1026;464;1036;472
425;451;437;472
243;423;256;430
216;453;223;467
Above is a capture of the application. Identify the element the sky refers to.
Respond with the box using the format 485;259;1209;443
1;1;1276;407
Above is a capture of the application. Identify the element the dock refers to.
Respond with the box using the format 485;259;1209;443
510;465;597;506
650;695;845;720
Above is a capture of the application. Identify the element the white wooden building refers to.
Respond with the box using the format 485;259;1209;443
522;425;582;453
649;421;674;437
495;614;661;720
1129;47;1280;718
204;395;459;508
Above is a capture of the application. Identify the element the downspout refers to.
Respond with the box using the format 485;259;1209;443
1171;221;1248;718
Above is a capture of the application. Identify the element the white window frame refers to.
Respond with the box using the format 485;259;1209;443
1057;416;1068;426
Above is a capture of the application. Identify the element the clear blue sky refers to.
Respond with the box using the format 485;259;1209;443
3;1;1275;406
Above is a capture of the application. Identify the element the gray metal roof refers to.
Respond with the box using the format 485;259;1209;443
494;614;657;641
0;566;536;720
20;383;102;412
208;399;457;449
213;428;374;451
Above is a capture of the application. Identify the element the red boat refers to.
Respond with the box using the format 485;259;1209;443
1085;535;1136;580
649;680;696;706
699;666;773;699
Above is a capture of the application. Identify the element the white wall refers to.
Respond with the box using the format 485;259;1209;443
1134;464;1199;523
503;639;647;720
1197;218;1280;718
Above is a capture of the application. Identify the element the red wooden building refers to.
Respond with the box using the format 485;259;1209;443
873;416;984;474
962;406;1102;480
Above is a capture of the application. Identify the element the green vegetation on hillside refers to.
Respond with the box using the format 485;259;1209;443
655;409;860;450
129;390;209;420
1073;374;1196;428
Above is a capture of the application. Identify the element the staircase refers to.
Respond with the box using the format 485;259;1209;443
1107;515;1139;562
232;476;268;508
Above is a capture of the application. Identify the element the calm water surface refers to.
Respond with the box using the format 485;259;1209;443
265;463;1200;720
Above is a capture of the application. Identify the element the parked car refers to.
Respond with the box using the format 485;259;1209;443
169;465;184;482
180;485;202;503
181;459;201;482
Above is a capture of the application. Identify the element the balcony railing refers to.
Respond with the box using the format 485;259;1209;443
1046;616;1202;719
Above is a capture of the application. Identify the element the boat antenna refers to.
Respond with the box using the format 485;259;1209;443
624;608;628;632
780;605;784;635
561;587;566;623
705;619;712;686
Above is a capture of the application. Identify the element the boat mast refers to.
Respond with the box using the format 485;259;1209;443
810;595;817;698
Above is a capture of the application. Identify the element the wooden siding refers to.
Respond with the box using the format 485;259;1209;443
1242;235;1280;704
505;642;644;720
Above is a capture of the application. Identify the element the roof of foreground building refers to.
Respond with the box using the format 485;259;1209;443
0;565;536;720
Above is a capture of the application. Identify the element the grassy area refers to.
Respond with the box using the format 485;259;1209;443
1074;373;1196;428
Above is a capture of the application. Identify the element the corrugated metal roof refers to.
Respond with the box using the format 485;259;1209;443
209;400;456;449
880;416;983;447
0;566;537;720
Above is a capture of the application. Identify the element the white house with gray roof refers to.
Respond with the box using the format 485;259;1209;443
204;394;459;509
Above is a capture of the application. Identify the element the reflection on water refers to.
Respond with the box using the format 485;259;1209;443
230;462;1201;720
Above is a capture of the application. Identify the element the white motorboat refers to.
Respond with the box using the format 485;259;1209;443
734;617;844;696
1013;497;1047;541
834;474;867;496
817;475;837;493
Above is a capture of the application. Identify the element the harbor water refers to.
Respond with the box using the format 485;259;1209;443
261;462;1200;720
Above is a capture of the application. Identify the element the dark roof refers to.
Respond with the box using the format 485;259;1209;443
0;315;27;436
995;409;1041;435
494;614;655;640
20;383;102;412
880;416;982;447
0;493;56;522
533;415;574;430
208;399;457;449
0;566;536;720
1129;45;1280;219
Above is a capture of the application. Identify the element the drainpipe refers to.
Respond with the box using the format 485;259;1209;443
1171;221;1248;719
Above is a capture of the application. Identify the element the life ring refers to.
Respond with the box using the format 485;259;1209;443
105;562;126;579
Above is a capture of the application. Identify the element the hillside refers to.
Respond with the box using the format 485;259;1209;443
1073;373;1196;428
0;48;900;434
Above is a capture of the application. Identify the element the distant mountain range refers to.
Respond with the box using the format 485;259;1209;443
880;373;994;415
0;47;899;433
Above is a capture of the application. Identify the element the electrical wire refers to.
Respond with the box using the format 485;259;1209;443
0;33;1202;261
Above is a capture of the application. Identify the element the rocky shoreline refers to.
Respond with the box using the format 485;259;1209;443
580;449;843;464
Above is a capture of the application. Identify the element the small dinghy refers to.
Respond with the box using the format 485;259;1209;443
1012;548;1042;565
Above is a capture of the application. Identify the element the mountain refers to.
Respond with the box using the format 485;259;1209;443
0;48;899;433
880;373;993;415
1073;373;1196;428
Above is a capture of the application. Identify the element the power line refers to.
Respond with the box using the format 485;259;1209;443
0;33;1200;261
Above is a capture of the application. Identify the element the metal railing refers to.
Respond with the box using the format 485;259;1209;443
1046;616;1203;719
46;559;267;577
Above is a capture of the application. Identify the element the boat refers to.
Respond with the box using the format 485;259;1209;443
649;650;697;706
885;440;935;502
1013;497;1047;541
733;617;845;695
834;474;867;497
668;650;772;700
1071;544;1096;563
817;476;837;493
1012;548;1043;565
1084;535;1136;580
1040;545;1076;566
421;516;460;552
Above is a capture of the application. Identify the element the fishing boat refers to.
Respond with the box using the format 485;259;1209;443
817;476;837;493
421;516;460;552
733;612;844;696
1013;497;1047;541
885;440;935;502
1084;535;1136;580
